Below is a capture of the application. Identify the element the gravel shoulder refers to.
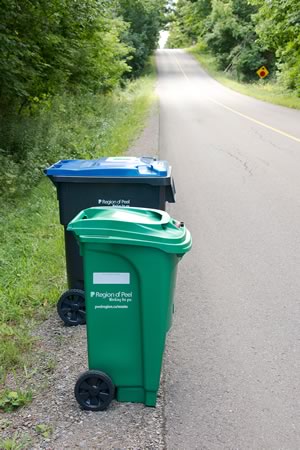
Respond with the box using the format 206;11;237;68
1;102;165;450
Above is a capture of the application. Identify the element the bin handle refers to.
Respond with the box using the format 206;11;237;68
135;164;165;175
140;156;156;163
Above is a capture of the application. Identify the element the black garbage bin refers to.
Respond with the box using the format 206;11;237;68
44;156;176;326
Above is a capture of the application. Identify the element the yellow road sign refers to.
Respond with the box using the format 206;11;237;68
256;66;269;79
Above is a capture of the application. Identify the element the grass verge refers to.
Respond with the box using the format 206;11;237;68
0;71;156;386
0;72;156;199
189;47;300;110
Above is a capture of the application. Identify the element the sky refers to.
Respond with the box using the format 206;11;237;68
159;30;169;49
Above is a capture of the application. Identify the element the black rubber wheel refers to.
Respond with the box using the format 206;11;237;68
57;289;86;326
75;370;115;411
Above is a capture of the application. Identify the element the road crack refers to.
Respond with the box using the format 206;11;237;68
217;147;253;176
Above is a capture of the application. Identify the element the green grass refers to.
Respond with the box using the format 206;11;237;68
0;432;32;450
0;180;66;378
189;47;300;110
0;70;156;385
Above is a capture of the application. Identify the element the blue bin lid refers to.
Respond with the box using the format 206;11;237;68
45;157;170;177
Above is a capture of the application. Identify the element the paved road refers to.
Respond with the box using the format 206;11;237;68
157;49;300;450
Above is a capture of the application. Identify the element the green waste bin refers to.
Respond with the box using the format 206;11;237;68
67;206;192;411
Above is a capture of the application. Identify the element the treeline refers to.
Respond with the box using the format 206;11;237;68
0;0;166;109
167;0;300;95
0;0;166;199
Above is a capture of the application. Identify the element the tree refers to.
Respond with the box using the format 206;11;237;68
250;0;300;93
167;0;269;81
167;0;212;48
118;0;167;76
0;0;131;108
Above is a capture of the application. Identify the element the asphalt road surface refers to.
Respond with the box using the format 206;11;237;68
157;49;300;450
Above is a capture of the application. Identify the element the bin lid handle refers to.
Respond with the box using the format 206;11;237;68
135;164;165;175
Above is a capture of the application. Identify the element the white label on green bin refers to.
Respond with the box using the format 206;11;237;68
93;272;130;285
90;290;133;310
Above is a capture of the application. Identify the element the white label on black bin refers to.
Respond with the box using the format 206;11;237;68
93;272;130;285
98;199;131;206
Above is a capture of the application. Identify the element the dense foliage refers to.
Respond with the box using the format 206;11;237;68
0;1;127;106
0;0;166;201
118;0;167;76
0;0;166;107
167;0;300;93
251;0;300;92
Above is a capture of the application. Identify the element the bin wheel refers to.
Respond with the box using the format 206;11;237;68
57;289;86;326
75;370;115;411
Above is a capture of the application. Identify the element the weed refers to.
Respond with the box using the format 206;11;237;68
35;423;53;438
0;389;33;413
23;365;38;380
0;432;31;450
44;358;57;374
0;418;11;430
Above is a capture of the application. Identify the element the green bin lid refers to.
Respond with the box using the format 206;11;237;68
67;207;192;254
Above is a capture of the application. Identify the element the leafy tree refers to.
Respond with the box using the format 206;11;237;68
250;0;300;93
67;15;131;93
118;0;167;76
0;0;168;181
166;21;191;49
167;0;269;81
0;0;131;108
205;0;268;79
167;0;212;48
